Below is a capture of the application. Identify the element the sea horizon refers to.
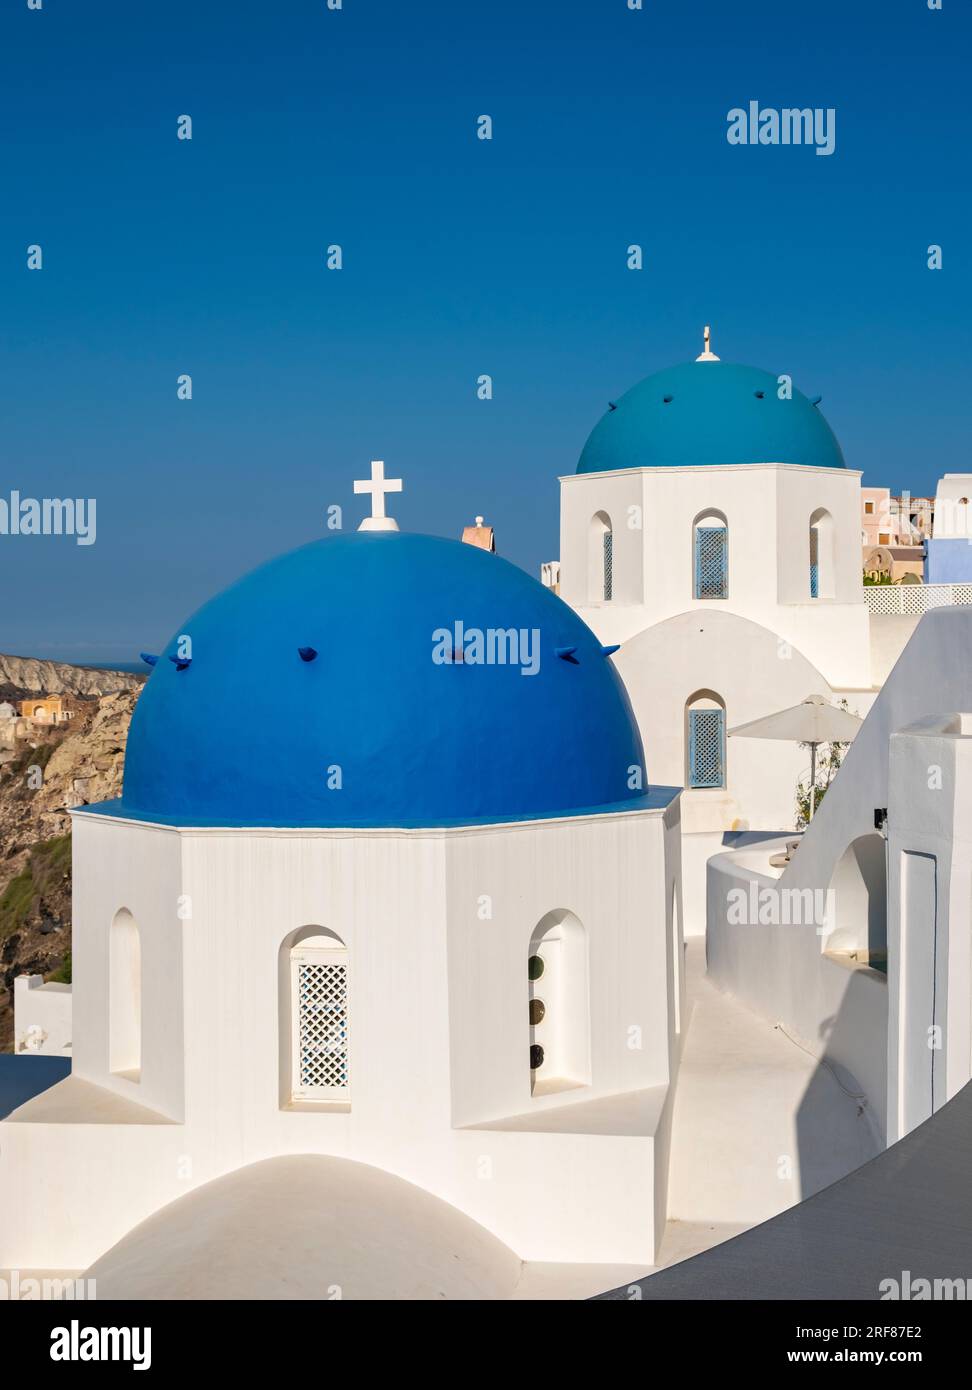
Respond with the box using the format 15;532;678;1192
1;652;147;675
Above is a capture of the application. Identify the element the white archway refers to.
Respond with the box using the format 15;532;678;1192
823;834;887;965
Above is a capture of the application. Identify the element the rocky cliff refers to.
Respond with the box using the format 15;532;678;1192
0;686;139;1049
0;651;142;701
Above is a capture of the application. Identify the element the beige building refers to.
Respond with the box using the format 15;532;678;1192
896;492;934;541
861;489;934;548
861;486;895;548
19;695;78;725
861;489;929;580
863;545;924;584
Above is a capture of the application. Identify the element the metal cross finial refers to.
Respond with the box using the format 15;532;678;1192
696;324;720;362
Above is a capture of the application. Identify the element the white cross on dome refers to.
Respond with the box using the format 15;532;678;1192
354;460;403;532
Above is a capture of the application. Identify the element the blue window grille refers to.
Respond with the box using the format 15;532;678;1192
694;526;728;599
603;530;613;600
809;527;819;598
688;707;725;788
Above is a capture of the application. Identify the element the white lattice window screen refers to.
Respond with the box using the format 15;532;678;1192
603;530;613;601
689;707;725;788
695;526;728;599
291;948;350;1101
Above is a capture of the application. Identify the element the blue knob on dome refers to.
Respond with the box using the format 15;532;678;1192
169;655;192;671
140;652;158;667
556;646;579;663
601;644;621;657
298;647;318;663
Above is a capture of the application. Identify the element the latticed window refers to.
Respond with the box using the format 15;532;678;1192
291;948;349;1101
694;525;728;599
688;707;725;788
809;526;819;598
603;530;613;600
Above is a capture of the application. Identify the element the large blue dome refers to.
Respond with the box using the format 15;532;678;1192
113;532;648;828
577;360;846;474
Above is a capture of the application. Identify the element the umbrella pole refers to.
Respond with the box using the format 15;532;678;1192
809;742;817;822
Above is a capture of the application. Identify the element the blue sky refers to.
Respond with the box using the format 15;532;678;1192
1;0;968;663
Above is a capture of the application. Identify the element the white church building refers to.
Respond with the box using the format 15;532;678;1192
557;332;877;933
3;335;971;1298
0;465;683;1290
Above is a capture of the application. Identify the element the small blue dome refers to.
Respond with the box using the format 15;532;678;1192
117;533;648;828
577;360;846;473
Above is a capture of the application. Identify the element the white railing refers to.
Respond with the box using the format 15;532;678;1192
863;582;972;616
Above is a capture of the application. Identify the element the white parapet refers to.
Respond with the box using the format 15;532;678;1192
14;975;72;1057
863;582;972;616
887;713;972;1143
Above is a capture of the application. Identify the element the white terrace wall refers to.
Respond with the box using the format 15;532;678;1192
707;606;972;1144
707;849;888;1146
13;977;72;1056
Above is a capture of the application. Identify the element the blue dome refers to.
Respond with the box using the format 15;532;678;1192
577;360;846;473
115;532;648;828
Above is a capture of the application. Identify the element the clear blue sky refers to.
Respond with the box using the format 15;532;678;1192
1;0;968;664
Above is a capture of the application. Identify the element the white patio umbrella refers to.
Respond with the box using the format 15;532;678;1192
728;694;863;820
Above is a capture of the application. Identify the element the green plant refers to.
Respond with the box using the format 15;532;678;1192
0;868;34;940
48;949;72;984
795;703;851;828
30;833;71;889
0;833;71;941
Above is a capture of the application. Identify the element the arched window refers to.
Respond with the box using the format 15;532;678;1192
693;510;728;599
280;926;350;1105
809;508;835;599
528;910;590;1097
588;511;613;602
109;908;142;1079
686;690;726;789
